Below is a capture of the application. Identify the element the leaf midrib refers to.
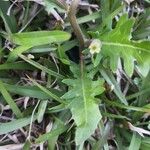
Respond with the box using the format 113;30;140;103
81;78;88;124
102;41;150;53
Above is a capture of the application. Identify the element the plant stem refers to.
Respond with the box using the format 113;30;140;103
68;0;85;51
68;0;85;77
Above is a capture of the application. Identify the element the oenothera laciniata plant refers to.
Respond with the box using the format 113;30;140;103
61;0;106;147
62;3;150;149
91;14;150;77
61;64;105;145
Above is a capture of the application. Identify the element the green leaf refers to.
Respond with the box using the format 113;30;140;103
28;45;56;53
0;115;36;135
129;133;141;150
104;99;150;113
96;14;150;77
141;137;150;150
37;101;48;123
23;140;31;150
44;0;66;14
4;83;63;99
138;72;150;106
28;76;66;104
0;80;23;118
133;9;150;40
100;66;128;105
96;2;123;32
57;40;78;65
0;61;35;70
65;11;101;27
92;121;113;150
35;122;68;143
7;46;32;62
7;31;70;62
9;30;70;47
19;55;64;79
62;68;105;145
0;1;17;33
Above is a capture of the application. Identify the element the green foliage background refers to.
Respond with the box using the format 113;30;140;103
0;0;150;149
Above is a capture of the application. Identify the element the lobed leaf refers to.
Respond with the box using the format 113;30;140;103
95;14;150;77
62;70;105;145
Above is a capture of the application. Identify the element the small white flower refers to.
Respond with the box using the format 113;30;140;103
89;39;102;55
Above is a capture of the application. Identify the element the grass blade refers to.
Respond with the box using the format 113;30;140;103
0;115;36;135
37;101;48;123
104;99;150;113
35;124;68;143
129;133;141;150
0;61;35;70
4;83;63;99
7;46;32;62
27;76;66;104
9;30;70;47
0;1;17;33
20;54;64;79
100;67;128;105
0;80;23;118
